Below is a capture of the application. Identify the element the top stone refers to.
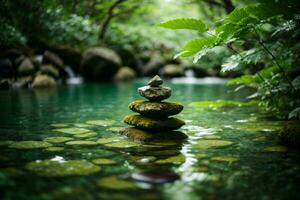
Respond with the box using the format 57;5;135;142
148;75;163;87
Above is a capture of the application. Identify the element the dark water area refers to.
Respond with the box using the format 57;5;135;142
0;79;299;200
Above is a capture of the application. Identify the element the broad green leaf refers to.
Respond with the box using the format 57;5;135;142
180;36;217;57
227;75;258;85
158;18;208;32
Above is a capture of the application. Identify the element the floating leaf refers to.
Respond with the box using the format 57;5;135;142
53;128;91;135
9;141;52;149
194;140;233;149
65;141;98;146
155;154;185;165
43;137;73;143
86;120;116;127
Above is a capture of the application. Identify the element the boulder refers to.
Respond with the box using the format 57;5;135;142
161;64;184;78
138;85;171;102
40;64;59;79
42;50;64;69
142;59;164;76
80;47;121;81
123;114;185;130
129;100;183;118
0;59;13;78
113;67;136;81
17;58;35;76
5;48;23;62
119;127;187;142
32;74;56;88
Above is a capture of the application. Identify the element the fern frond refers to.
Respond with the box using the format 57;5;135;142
158;18;208;32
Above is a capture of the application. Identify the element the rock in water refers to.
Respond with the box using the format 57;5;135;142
123;114;185;130
42;51;64;69
17;58;35;76
138;86;171;102
129;100;183;118
32;74;56;88
148;75;163;87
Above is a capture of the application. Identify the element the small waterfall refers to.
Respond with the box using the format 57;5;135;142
65;65;83;84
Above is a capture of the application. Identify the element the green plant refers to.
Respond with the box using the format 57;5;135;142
159;0;300;119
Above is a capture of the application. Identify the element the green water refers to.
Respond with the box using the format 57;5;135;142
0;79;299;200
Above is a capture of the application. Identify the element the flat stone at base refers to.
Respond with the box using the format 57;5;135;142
129;100;183;118
123;114;185;130
138;86;171;102
119;127;187;142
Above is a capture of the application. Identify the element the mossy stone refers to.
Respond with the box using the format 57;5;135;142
92;158;116;165
26;160;101;176
96;176;137;190
44;137;73;143
264;146;288;153
129;100;183;118
73;132;97;138
53;128;91;135
123;115;185;130
194;140;233;149
119;128;187;142
155;154;185;165
45;147;64;152
9;141;52;149
65;141;98;146
86;120;116;126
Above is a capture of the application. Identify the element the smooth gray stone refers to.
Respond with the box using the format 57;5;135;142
138;85;171;101
148;75;163;87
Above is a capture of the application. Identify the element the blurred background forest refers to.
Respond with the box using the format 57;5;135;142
0;0;300;119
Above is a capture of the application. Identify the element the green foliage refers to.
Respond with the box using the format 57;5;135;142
160;0;300;119
158;18;207;32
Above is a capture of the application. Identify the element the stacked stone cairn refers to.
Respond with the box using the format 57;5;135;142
120;75;187;142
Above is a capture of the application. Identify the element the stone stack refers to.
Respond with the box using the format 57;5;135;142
120;75;186;142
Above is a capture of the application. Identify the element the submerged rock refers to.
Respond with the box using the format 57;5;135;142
26;160;101;176
129;171;179;184
9;141;52;149
43;137;73;143
53;127;91;135
92;158;116;165
96;137;121;144
96;176;137;190
123;115;185;130
32;74;56;88
119;127;187;142
138;85;171;102
194;140;233;149
129;100;183;118
86;120;116;126
65;141;98;146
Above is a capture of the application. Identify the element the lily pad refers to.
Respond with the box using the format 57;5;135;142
104;140;140;148
65;141;98;146
106;127;124;133
74;123;94;128
44;137;73;143
92;158;116;165
50;123;69;128
211;156;238;163
194;140;233;149
86;120;116;127
155;154;185;165
53;128;91;135
96;137;121;144
96;176;137;190
26;160;101;177
9;141;52;149
73;132;97;138
45;147;64;152
264;146;288;153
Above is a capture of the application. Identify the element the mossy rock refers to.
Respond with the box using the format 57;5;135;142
92;158;116;165
194;140;233;149
155;154;185;165
119;127;187;142
129;100;183;118
96;176;137;190
26;160;101;176
123;115;185;130
45;147;64;152
73;132;97;138
264;146;288;153
53;128;91;135
9;141;52;149
43;137;73;143
86;120;116;127
65;141;98;146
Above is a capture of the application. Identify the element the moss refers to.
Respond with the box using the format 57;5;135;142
92;158;116;165
9;141;52;149
123;114;185;130
129;100;183;118
96;176;137;190
26;160;101;177
194;140;233;149
53;128;91;135
43;137;73;143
